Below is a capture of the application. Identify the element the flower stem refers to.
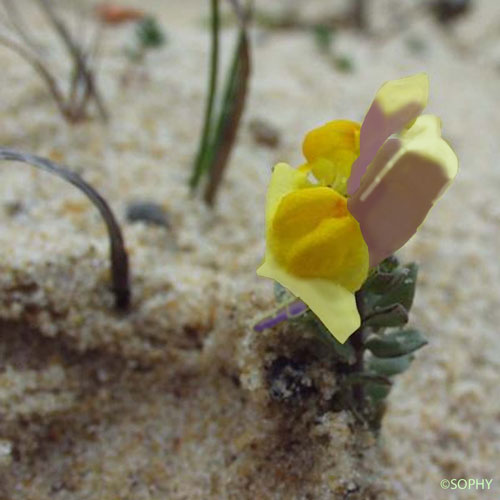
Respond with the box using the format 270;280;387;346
350;290;366;408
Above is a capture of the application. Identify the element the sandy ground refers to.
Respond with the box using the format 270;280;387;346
0;0;499;498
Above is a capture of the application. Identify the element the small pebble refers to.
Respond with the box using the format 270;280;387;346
126;201;169;227
249;118;281;148
4;201;24;217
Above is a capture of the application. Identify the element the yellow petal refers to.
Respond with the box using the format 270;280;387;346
373;73;429;115
301;120;360;191
270;186;348;241
347;73;429;195
268;186;369;291
265;163;311;229
302;120;360;163
257;253;360;344
348;115;458;266
306;149;359;194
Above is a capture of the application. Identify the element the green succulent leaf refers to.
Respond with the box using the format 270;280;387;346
364;329;428;358
364;304;409;328
379;255;400;273
363;269;402;295
368;354;414;376
365;381;392;402
372;263;418;311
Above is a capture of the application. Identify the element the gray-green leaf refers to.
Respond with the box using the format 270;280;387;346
379;255;400;273
368;354;414;376
372;263;418;311
365;382;392;402
364;329;428;357
363;269;402;295
364;304;409;328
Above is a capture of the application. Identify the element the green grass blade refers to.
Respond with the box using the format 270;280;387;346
190;0;220;190
203;27;250;205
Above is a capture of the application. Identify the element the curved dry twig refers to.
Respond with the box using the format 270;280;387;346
0;148;130;310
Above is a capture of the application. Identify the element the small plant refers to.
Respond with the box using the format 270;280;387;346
311;24;354;73
0;148;130;310
0;0;108;123
266;256;424;429
190;0;252;206
125;16;166;63
254;74;458;429
333;54;354;73
312;24;335;54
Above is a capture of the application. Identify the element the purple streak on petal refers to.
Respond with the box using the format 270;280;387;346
253;300;308;332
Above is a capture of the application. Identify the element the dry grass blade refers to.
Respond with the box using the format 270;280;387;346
352;0;367;30
0;0;108;123
1;0;42;54
0;148;130;310
0;32;67;116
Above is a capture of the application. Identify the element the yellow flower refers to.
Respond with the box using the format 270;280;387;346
257;73;458;343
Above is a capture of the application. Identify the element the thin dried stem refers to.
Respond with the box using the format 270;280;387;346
0;0;108;123
352;0;367;30
1;0;42;55
35;0;108;122
0;32;67;117
349;290;367;408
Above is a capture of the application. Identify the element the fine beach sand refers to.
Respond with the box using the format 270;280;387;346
0;1;499;498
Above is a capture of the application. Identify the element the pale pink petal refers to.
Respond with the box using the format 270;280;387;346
347;73;429;195
348;115;458;266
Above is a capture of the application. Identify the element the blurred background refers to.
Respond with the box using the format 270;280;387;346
0;1;499;499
